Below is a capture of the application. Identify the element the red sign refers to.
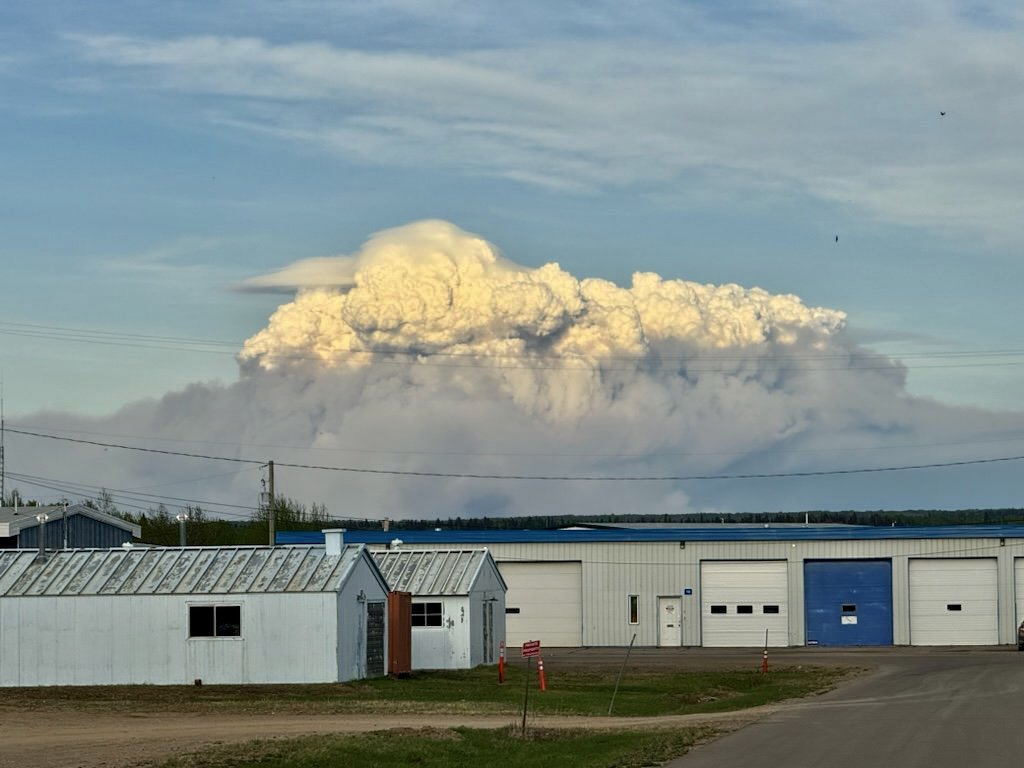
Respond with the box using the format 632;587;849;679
521;640;541;658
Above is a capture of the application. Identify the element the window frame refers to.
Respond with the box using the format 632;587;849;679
627;594;639;624
411;601;444;628
188;604;242;639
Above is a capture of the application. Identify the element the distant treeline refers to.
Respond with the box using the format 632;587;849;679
62;488;1024;547
387;509;1024;530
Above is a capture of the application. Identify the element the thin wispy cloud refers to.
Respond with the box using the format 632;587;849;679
65;7;1024;243
96;237;247;288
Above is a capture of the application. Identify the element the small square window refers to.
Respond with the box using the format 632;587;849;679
737;605;753;614
412;602;444;627
710;605;727;614
763;605;780;614
842;604;857;613
506;607;521;614
947;604;963;612
189;605;240;638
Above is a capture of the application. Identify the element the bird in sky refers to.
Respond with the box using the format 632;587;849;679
940;111;946;116
835;235;839;243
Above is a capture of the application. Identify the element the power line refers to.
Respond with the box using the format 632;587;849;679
5;470;259;517
4;470;378;524
14;422;1024;459
8;427;1024;481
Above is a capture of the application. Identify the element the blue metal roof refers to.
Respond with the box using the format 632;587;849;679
278;524;1024;546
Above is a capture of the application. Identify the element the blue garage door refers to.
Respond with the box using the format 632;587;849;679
805;560;893;646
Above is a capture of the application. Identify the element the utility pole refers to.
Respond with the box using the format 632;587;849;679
267;460;275;546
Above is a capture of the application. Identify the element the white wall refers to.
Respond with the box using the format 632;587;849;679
411;596;468;670
468;562;506;667
336;554;390;681
1;593;338;687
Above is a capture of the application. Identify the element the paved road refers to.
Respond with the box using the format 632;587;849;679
667;647;1024;768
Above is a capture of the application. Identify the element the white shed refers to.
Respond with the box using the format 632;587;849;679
0;540;389;687
372;548;506;670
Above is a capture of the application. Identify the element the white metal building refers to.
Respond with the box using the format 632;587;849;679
0;535;389;687
281;525;1024;649
372;548;506;669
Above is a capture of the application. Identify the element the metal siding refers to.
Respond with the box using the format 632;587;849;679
700;561;789;647
909;558;999;645
0;592;344;686
804;560;893;646
18;515;132;549
335;555;392;682
368;536;1024;647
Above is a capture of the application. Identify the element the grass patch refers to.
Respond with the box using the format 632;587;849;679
150;726;719;768
0;665;853;717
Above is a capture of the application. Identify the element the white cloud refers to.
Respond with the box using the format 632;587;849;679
64;9;1024;242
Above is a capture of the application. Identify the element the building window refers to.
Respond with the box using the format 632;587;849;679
506;607;521;614
710;605;727;614
763;605;780;614
737;605;754;614
412;601;444;627
628;594;639;624
842;604;857;613
189;605;241;638
947;604;963;612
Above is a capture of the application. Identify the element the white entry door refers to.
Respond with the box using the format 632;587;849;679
659;596;682;646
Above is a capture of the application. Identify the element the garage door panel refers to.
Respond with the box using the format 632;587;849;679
910;559;997;646
804;560;893;646
499;562;582;648
1016;559;1024;632
701;561;788;647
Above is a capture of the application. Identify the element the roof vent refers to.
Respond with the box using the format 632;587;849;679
323;528;346;556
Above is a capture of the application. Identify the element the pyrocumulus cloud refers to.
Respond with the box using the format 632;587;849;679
14;220;1024;519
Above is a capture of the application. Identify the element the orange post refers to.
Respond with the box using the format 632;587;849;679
498;640;506;684
537;656;547;692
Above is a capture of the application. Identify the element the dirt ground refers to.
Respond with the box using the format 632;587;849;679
0;647;864;768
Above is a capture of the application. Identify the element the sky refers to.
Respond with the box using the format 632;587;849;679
2;1;1024;521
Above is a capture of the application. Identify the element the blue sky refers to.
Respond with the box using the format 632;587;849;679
2;2;1024;517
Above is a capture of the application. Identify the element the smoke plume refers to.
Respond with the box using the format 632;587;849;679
13;221;1024;520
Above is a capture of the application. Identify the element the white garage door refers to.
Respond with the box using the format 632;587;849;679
498;561;582;648
701;561;788;647
910;558;998;646
1014;558;1024;636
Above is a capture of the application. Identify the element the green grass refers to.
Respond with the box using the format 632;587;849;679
9;665;856;768
359;665;848;717
151;726;719;768
0;667;851;720
1;665;852;717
